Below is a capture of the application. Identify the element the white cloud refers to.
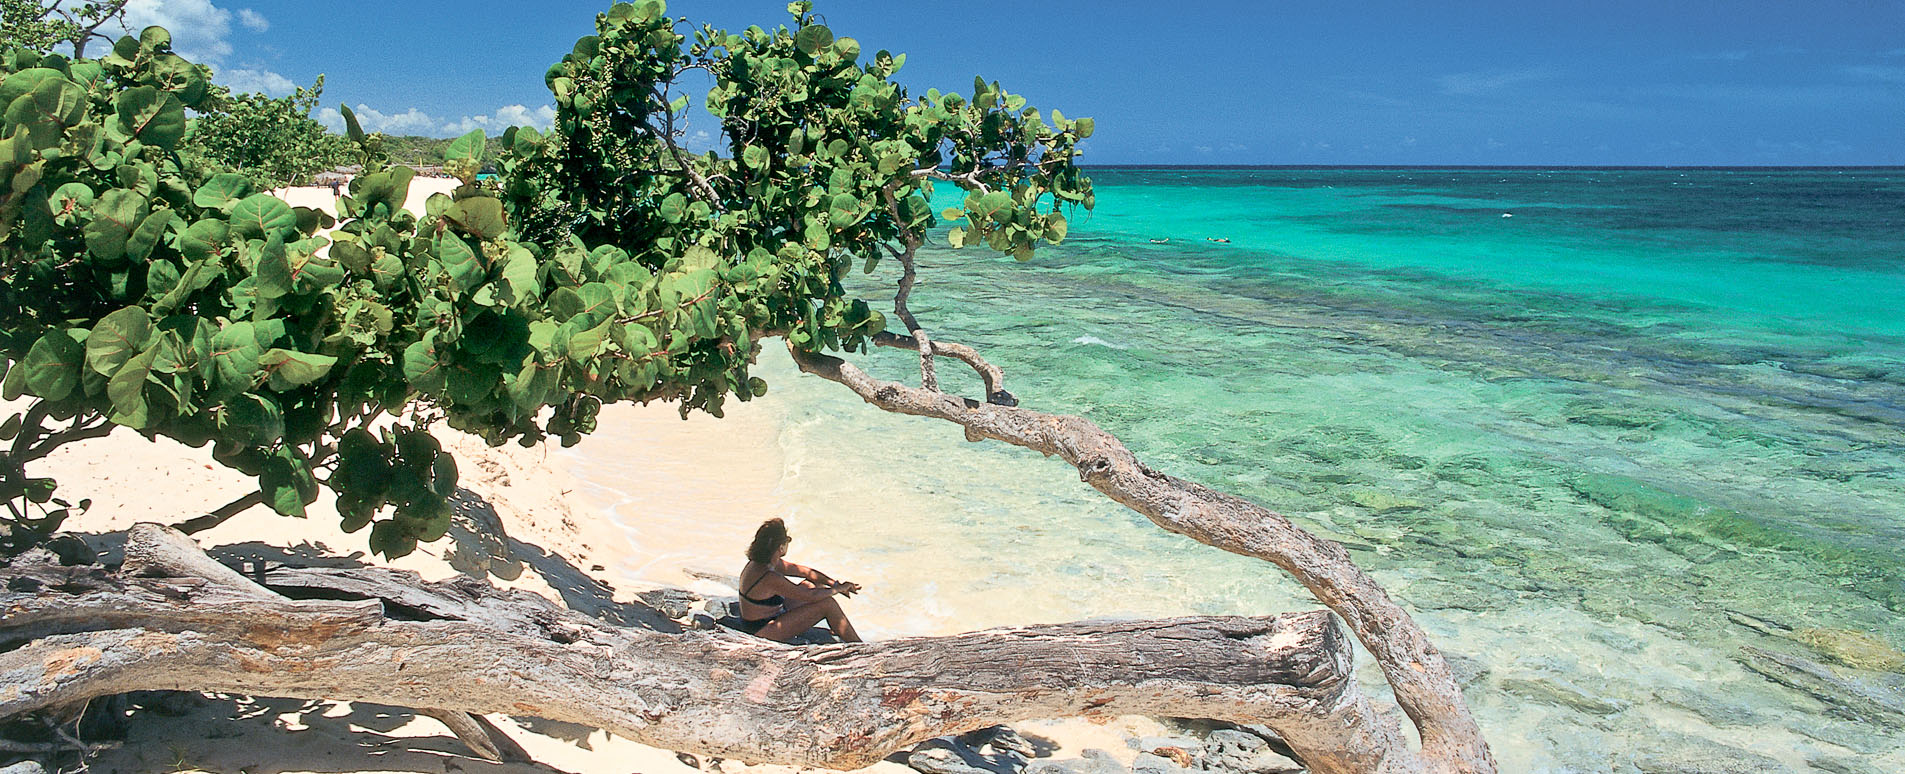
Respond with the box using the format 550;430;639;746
319;103;558;138
235;8;268;32
123;0;238;63
318;104;442;135
219;67;294;96
439;104;558;136
1437;68;1554;96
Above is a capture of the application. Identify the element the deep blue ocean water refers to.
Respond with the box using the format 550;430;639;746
587;167;1905;771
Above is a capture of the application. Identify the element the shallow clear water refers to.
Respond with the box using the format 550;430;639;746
585;168;1905;772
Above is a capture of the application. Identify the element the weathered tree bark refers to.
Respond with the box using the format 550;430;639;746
787;345;1494;774
2;524;1417;772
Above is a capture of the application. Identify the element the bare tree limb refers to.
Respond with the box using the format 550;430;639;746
168;492;263;536
786;345;1495;774
871;332;1015;407
878;187;938;391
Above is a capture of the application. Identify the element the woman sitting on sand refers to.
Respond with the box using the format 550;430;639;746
736;518;864;642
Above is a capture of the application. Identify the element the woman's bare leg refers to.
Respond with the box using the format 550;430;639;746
759;597;862;643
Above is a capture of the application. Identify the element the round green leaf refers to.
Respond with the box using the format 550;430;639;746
192;173;254;210
829;193;860;227
742;144;768;170
659;192;688;223
795;24;833;55
85;306;153;377
229;194;296;240
114;86;186;149
138;26;172;52
22;329;85;400
5;76;87;147
445;197;508;240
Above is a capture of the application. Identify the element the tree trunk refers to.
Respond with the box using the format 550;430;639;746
1;524;1421;772
788;346;1494;774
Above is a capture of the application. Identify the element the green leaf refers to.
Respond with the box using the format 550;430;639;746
6;76;87;147
84;189;148;262
432;233;485;294
498;248;541;305
192;173;253;210
229;194;296;241
0;68;62;107
179;219;229;262
507;360;557;411
352;166;416;216
86;306;152;376
219;394;284;446
829;193;860;226
1073;117;1095;138
258;349;338;391
402;338;447;393
444;197;507;240
22;330;85;400
743;144;768;170
795;24;833;56
947;227;966;248
803;219;830;250
260;447;317;518
253;234;292;298
974;190;1012;217
658;192;688;223
114;85;186;149
444;128;486;161
106;344;159;427
339;103;366;145
211;321;272;396
126;209;177;262
48;182;93;224
1045;215;1069;243
151;258;218;315
139;25;172;52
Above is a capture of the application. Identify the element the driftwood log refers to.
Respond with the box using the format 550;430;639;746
1;523;1414;772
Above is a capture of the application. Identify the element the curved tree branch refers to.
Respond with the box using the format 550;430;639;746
871;332;1015;407
786;344;1495;774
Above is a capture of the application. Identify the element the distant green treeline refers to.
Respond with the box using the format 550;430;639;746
377;134;508;168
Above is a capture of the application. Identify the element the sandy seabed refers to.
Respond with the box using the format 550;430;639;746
25;183;1167;774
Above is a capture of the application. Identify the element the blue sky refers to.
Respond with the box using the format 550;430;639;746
123;0;1902;165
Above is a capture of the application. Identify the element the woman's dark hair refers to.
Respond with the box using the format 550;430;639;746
747;518;790;563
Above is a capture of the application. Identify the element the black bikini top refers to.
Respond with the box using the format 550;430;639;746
740;568;783;607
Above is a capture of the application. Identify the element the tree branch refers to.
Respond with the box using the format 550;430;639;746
871;332;1015;407
786;345;1494;774
880;187;938;392
168;491;262;535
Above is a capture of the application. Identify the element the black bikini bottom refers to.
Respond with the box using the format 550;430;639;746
735;615;777;635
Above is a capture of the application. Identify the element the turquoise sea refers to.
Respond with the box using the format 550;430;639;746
582;168;1905;771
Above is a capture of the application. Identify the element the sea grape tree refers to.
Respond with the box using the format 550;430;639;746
0;3;1493;771
0;0;128;57
177;75;357;190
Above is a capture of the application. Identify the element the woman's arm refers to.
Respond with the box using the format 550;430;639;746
758;569;836;604
773;559;860;597
772;558;833;586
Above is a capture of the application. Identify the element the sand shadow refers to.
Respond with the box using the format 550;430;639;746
92;695;578;774
444;487;679;632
